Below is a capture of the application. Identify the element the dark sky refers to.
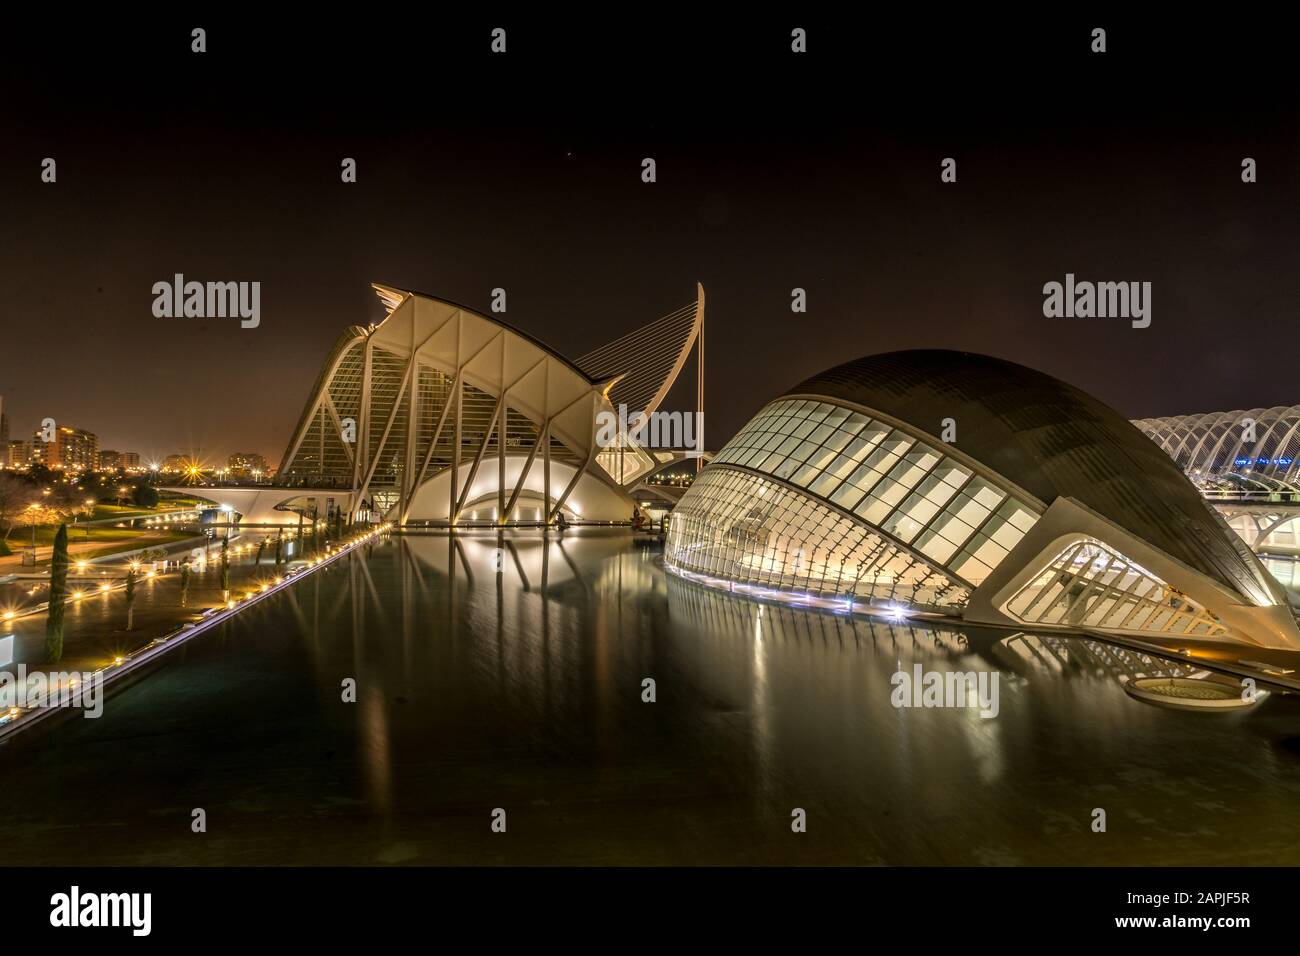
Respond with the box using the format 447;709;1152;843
3;12;1298;466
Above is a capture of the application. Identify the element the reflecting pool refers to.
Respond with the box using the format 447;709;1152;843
1;529;1298;865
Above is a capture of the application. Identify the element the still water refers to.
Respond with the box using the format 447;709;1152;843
1;529;1299;865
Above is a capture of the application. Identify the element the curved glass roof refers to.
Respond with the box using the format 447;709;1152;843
707;398;1038;587
785;350;1278;607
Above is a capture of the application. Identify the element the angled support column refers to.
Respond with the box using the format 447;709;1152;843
454;395;506;519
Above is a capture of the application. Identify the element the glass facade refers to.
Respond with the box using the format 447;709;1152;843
666;398;1041;613
1003;539;1228;637
705;399;1039;585
666;467;971;611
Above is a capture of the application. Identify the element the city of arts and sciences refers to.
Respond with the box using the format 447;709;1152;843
3;280;1300;873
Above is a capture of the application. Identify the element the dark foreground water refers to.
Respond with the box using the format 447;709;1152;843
2;528;1299;866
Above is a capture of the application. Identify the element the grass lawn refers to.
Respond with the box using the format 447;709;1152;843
89;500;203;521
51;529;199;564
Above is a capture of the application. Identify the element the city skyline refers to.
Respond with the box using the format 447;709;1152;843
6;17;1300;467
5;9;1300;929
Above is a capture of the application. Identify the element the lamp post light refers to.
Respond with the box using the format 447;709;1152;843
26;502;40;555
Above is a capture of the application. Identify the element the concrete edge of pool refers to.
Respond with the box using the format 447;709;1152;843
0;525;393;743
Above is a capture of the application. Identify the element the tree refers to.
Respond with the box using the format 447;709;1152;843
274;531;283;567
0;474;38;544
132;484;159;509
179;561;191;607
124;566;137;631
254;538;266;565
220;537;230;599
44;524;69;663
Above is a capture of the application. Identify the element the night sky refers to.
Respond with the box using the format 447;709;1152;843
3;13;1298;466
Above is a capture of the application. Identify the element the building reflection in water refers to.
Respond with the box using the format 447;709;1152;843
244;529;1300;865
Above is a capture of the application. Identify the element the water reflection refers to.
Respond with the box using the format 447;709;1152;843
1;530;1299;866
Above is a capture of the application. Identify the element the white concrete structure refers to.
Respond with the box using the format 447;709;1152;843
276;283;703;526
158;487;353;526
667;350;1300;651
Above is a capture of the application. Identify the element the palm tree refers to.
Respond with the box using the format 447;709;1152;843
44;524;69;663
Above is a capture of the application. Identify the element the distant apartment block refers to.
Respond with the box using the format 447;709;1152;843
161;454;202;474
5;439;30;468
33;425;99;471
227;452;269;477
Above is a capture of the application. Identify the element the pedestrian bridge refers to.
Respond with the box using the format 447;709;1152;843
1204;494;1300;553
159;486;357;525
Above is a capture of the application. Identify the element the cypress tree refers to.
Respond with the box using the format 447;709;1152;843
124;566;137;631
44;524;69;663
220;537;230;598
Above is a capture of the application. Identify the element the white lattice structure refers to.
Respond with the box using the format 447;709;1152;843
277;283;702;526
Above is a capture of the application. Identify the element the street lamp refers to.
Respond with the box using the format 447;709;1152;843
26;502;40;555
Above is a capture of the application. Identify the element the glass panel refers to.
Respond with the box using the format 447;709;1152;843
916;528;961;565
830;482;865;510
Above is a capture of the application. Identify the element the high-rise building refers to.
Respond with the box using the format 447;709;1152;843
33;425;98;472
99;449;123;470
227;452;269;477
120;452;141;470
6;440;30;468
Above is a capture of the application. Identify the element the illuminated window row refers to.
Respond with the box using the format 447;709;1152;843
710;398;1039;584
1003;539;1227;637
665;467;970;611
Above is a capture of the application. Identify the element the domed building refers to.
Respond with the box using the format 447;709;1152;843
665;350;1300;650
